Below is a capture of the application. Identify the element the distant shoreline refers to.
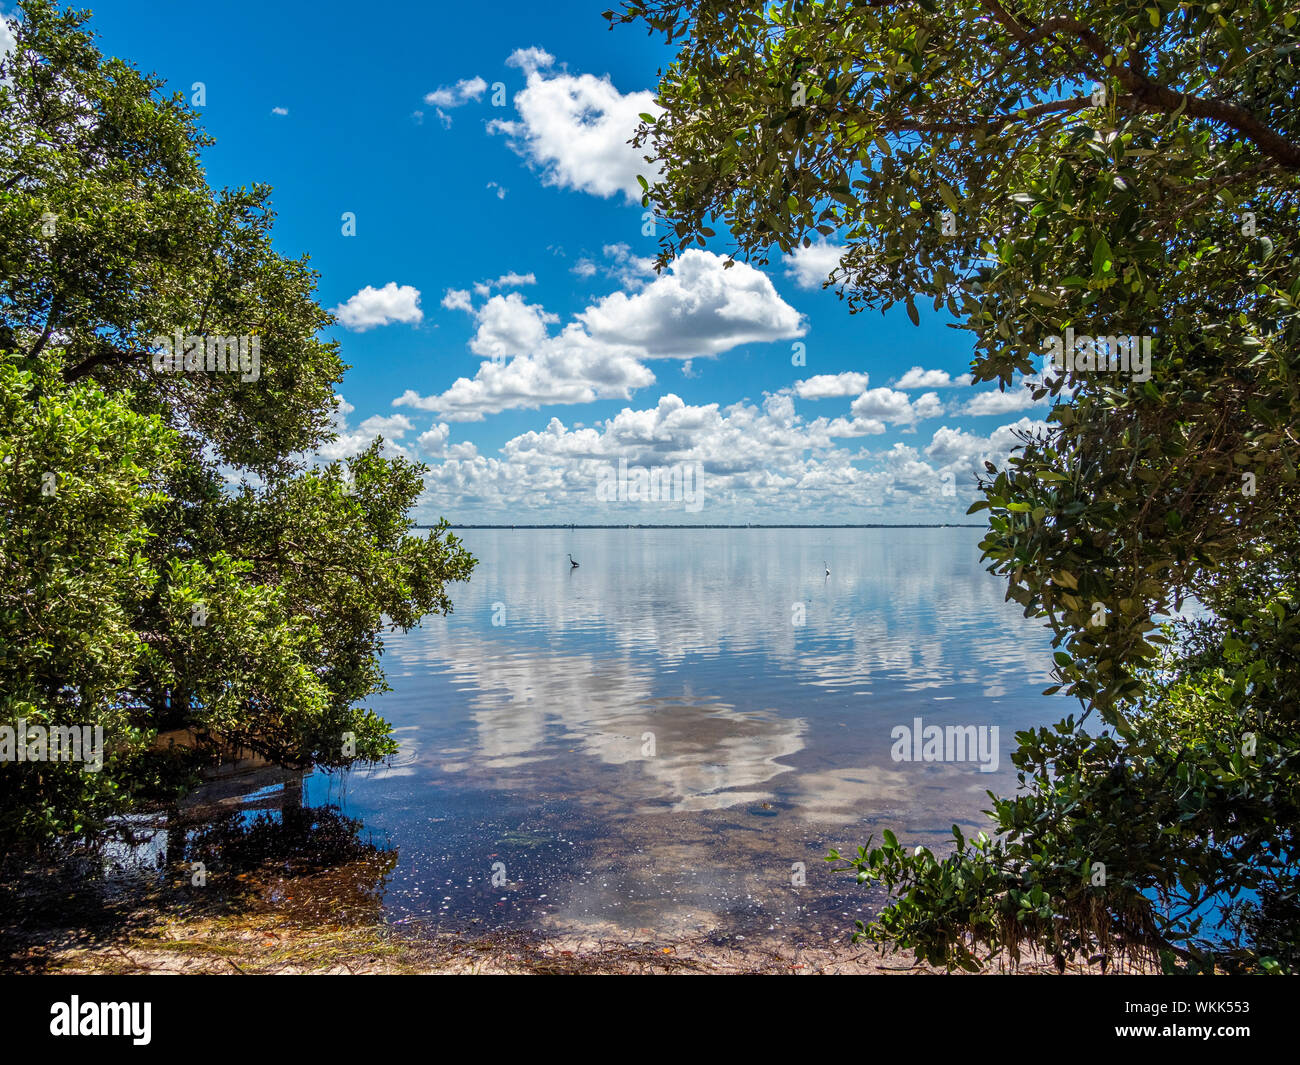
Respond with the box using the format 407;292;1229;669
421;524;987;530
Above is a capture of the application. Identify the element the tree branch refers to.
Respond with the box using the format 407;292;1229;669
977;2;1300;170
62;339;145;382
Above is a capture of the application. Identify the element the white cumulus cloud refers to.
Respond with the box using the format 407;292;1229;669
489;51;661;203
506;47;554;76
895;366;973;389
442;289;473;313
333;283;424;331
394;325;655;420
784;241;844;290
468;292;559;361
793;372;870;400
577;249;803;357
393;250;802;420
850;387;943;427
960;376;1048;416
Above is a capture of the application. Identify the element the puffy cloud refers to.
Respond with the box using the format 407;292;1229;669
309;396;415;463
417;421;451;455
571;244;657;289
394;325;655;420
358;413;414;439
577;249;803;357
472;271;536;297
824;415;886;437
894;366;973;389
488;392;852;491
405;389;1049;522
442;289;473;313
416;421;478;460
398;251;801;420
880;441;951;496
850;387;943;427
468;292;559;361
505;47;554;76
924;418;1046;471
961;385;1045;416
924;425;993;467
271;106;289;116
784;241;843;290
600;243;657;289
424;76;488;109
911;392;945;421
332;282;423;331
488;53;661;203
793;372;869;400
959;366;1051;415
496;271;536;287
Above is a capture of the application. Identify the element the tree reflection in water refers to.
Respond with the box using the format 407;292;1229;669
177;805;397;927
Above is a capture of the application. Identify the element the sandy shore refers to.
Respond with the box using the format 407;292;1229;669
2;853;1156;975
11;911;1152;975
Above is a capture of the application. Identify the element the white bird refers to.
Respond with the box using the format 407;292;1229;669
824;560;831;577
568;553;579;569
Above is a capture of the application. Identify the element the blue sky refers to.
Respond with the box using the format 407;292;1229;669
20;1;1049;523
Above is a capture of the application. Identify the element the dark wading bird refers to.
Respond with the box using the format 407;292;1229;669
568;553;579;569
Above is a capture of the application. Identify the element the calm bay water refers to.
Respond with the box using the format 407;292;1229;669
302;527;1063;942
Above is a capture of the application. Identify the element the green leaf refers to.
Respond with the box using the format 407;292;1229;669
1091;237;1113;277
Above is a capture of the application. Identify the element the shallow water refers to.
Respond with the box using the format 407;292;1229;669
296;527;1064;943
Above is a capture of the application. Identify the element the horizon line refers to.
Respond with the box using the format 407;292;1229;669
417;523;987;530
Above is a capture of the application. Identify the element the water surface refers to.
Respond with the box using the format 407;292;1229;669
298;528;1062;943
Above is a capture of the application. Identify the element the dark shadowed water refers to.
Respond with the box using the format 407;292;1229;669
294;527;1064;943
